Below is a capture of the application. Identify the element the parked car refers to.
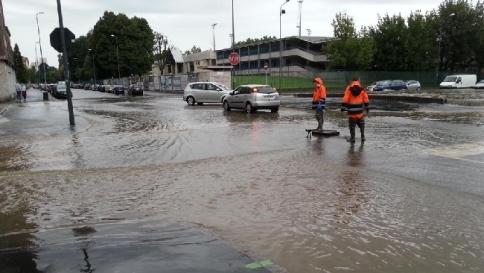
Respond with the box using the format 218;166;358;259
128;84;143;96
373;80;407;91
222;84;280;113
367;81;383;92
101;85;111;92
440;74;477;89
183;82;232;105
406;80;421;91
84;84;91;90
471;79;484;89
113;85;126;95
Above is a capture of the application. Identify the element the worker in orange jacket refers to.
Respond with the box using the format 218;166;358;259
312;77;327;130
341;77;370;142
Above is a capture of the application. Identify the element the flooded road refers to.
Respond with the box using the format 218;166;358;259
1;89;484;272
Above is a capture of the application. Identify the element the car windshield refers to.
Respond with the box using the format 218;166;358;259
478;80;484;84
253;86;276;94
379;80;391;85
115;85;123;88
216;84;230;90
443;76;457;82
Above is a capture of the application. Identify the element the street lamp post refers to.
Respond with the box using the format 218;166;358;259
36;12;47;90
436;13;456;87
110;35;121;84
279;0;290;91
211;23;217;50
231;0;235;89
34;42;39;85
88;49;96;85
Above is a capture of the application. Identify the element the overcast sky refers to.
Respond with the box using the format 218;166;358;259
4;0;443;68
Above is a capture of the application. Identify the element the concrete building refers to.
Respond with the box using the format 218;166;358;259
215;36;331;75
0;0;16;102
22;56;29;68
151;48;219;76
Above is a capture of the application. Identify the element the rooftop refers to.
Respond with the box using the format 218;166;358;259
215;36;334;51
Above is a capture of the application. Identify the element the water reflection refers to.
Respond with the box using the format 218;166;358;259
0;212;40;272
222;111;280;124
346;143;365;167
73;226;97;273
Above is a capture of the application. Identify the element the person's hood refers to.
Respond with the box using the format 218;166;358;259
349;81;364;96
314;77;323;86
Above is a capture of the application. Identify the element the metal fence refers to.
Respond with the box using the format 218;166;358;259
234;70;484;90
96;70;484;91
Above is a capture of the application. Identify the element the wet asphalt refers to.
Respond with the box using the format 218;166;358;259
1;88;484;272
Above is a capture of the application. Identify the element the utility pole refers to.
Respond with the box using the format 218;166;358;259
297;0;303;37
111;34;121;84
212;23;217;50
279;0;290;91
55;0;75;125
231;0;235;89
36;12;47;90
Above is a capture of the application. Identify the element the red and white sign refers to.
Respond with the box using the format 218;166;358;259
264;63;268;70
228;52;240;66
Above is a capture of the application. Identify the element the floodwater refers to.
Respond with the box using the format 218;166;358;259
1;90;484;272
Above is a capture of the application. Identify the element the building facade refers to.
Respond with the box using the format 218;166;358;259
22;56;29;68
0;0;16;102
152;49;219;76
215;36;331;75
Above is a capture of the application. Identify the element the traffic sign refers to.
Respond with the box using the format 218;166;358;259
264;63;268;70
50;27;76;53
229;52;240;66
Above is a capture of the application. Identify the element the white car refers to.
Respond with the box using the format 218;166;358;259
471;80;484;89
223;84;280;113
183;82;232;105
406;80;421;91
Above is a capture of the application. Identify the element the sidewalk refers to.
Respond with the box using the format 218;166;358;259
0;88;49;116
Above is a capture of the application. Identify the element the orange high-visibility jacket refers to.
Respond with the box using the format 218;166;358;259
341;81;370;119
312;77;327;109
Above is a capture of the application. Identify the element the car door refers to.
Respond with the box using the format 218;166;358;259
205;83;220;102
190;83;205;101
238;87;251;108
229;87;244;108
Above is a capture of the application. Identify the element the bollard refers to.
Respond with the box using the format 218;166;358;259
43;91;49;101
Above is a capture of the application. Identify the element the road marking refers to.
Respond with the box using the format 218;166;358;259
245;259;273;269
426;141;484;164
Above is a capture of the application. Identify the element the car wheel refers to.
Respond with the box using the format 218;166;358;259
245;102;255;113
223;101;231;111
187;96;195;106
271;107;279;113
416;87;420;91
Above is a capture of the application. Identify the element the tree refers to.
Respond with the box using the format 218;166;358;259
70;32;93;82
369;14;409;71
324;12;374;70
153;32;173;75
234;36;276;47
184;45;201;55
404;11;438;71
13;44;28;83
89;11;155;78
473;1;484;79
437;0;478;72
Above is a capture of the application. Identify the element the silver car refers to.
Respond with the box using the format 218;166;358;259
223;84;280;113
406;80;421;90
183;82;232;105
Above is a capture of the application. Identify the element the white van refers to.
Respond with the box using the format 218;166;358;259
439;74;476;89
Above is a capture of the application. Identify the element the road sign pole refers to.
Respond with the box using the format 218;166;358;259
55;0;75;126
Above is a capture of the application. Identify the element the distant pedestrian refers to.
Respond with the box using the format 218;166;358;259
15;83;21;102
21;84;27;102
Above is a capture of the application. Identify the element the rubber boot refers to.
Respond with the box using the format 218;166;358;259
360;124;365;142
348;118;356;142
315;111;323;130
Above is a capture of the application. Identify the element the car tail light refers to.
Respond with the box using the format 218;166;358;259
252;88;258;93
